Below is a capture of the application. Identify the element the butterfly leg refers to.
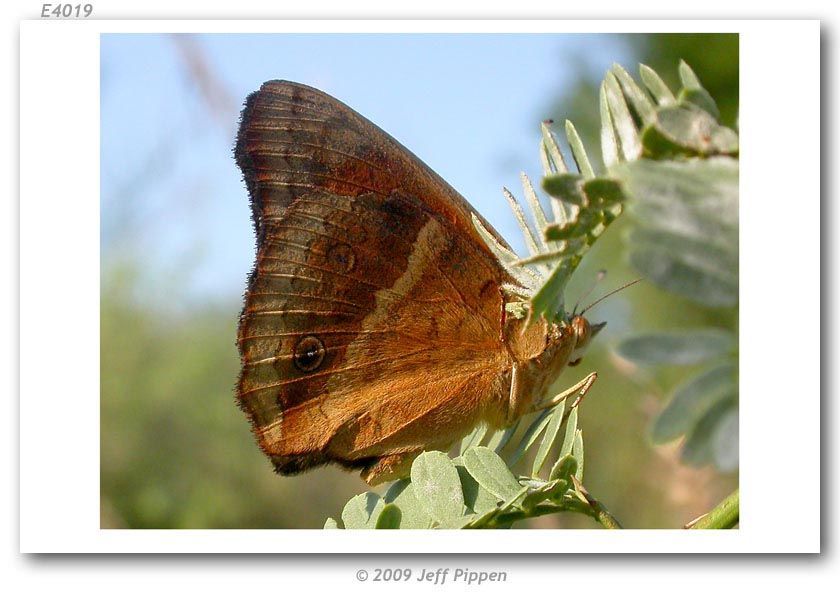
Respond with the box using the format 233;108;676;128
530;372;598;414
361;450;422;486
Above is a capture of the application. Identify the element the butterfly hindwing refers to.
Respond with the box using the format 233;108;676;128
235;81;512;477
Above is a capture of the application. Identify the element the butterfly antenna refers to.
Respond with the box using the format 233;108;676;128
580;277;644;315
572;269;607;315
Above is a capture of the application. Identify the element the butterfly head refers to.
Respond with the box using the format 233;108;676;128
505;300;606;370
506;313;603;403
565;314;606;367
539;314;605;372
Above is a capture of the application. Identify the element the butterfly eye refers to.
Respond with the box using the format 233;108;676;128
293;335;326;372
571;316;591;349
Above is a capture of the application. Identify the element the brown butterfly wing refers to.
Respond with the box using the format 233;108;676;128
235;81;512;475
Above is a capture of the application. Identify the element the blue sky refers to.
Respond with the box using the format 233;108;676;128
100;33;634;306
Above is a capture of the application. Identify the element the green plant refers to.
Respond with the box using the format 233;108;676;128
606;62;739;473
326;400;620;529
327;62;739;529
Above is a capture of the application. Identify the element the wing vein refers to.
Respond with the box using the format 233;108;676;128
245;144;392;177
257;168;381;194
257;257;383;290
246;291;368;310
241;347;433;397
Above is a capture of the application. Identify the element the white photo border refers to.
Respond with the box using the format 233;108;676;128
19;19;821;553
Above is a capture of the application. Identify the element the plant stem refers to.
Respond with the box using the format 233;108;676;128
577;486;623;529
470;489;623;529
589;498;624;529
687;489;739;529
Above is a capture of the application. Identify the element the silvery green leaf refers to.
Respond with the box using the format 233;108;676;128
540;140;553;176
544;220;585;242
549;195;570;228
627;226;738;306
529;259;574;320
581;178;625;214
572;430;585;480
565;120;594;179
679;88;720;121
549;454;577;482
629;237;737;307
616;329;735;365
652;363;738;443
532;399;567;477
463;447;524;502
645;106;738;156
560;405;579;458
599;81;620;168
456;464;501;515
459;421;489;455
613;157;738;307
503;187;544;263
463;506;503;529
543;173;586;206
611;63;656;123
678;60;702;90
520;173;555;252
681;399;736;467
522;479;566;510
513;248;567;268
387;482;433;529
604;71;642;161
486;425;517;453
471;213;520;264
375;504;402;529
383;478;409;503
341;492;384;529
541;121;568;173
323;517;339;529
712;407;739;472
628;227;738;279
509;409;554;466
677;60;720;119
471;213;541;291
410;451;466;527
639;63;676;105
449;515;480;529
497;486;530;512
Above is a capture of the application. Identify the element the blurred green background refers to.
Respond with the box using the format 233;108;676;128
100;33;738;529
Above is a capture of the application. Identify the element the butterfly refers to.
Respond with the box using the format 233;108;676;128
234;81;602;485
